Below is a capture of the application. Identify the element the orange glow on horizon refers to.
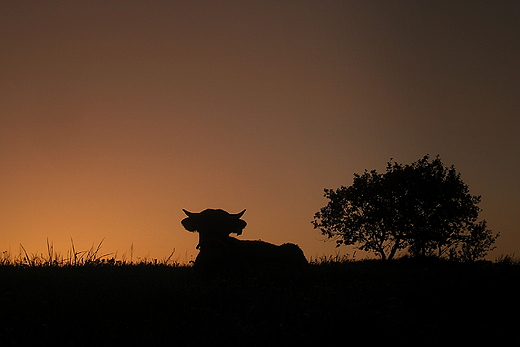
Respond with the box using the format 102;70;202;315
1;1;519;262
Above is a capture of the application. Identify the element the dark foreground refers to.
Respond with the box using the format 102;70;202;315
0;259;518;346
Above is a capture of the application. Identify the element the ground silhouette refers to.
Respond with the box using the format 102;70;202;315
0;259;518;345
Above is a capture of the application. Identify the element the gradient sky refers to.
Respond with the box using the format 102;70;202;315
1;1;519;263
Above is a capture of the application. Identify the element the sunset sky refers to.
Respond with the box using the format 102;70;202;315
1;1;519;263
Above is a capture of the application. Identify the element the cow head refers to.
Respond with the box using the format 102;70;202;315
181;209;247;242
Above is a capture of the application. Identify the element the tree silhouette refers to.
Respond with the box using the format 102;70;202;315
313;155;499;260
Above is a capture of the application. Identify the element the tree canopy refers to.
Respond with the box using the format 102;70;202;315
313;155;499;261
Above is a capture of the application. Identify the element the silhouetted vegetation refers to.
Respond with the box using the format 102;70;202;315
0;254;518;345
313;155;498;260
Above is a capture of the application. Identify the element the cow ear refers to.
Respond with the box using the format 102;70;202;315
233;219;247;235
181;218;197;232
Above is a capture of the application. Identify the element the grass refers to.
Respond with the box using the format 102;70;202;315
1;239;179;267
0;244;518;346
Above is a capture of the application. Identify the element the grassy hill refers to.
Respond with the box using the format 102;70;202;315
0;258;518;346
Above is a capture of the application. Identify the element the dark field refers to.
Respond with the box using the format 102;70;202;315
0;259;518;346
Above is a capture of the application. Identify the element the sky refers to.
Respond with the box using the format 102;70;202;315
1;0;519;263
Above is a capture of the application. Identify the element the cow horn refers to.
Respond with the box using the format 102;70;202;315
182;209;196;217
232;209;246;218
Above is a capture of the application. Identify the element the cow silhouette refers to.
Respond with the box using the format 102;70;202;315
181;209;307;274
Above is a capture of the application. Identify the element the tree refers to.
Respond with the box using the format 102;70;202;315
448;220;498;262
312;155;499;261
